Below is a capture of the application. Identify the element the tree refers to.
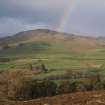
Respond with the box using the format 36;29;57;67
41;64;48;73
18;43;24;47
88;72;102;90
69;82;77;92
29;64;33;70
43;80;57;96
2;44;10;49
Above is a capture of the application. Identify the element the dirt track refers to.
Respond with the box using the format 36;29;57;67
1;91;105;105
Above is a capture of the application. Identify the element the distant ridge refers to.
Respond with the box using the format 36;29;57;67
0;29;75;45
0;29;105;55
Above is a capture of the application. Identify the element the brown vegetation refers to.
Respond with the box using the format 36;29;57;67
0;69;105;105
2;91;105;105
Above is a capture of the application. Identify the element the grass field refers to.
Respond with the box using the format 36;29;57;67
0;46;105;68
1;47;105;80
0;30;105;79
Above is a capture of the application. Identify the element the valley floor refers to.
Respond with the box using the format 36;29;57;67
2;91;105;105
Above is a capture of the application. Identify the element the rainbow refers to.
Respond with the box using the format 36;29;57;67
58;0;79;32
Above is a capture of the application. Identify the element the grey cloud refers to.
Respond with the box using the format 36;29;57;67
65;0;105;36
0;0;68;35
0;0;105;36
0;0;67;21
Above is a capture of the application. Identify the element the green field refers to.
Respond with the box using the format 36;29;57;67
1;43;105;80
0;30;105;79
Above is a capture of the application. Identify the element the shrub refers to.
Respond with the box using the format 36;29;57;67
87;73;102;90
74;81;88;92
2;44;10;49
83;81;93;91
7;71;57;100
43;80;57;96
93;82;104;90
15;79;33;100
7;71;32;100
18;43;24;47
0;71;8;101
1;70;105;101
69;80;94;92
29;64;33;70
31;80;57;98
0;58;10;62
41;64;48;73
58;81;71;94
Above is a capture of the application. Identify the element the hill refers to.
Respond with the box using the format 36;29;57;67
0;29;105;73
0;29;104;56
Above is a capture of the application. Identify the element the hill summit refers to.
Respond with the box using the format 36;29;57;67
0;29;104;57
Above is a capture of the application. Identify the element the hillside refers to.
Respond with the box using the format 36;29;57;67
0;29;105;72
0;29;104;57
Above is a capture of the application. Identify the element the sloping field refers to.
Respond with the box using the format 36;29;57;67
0;29;105;71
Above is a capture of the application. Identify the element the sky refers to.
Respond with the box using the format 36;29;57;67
0;0;105;37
